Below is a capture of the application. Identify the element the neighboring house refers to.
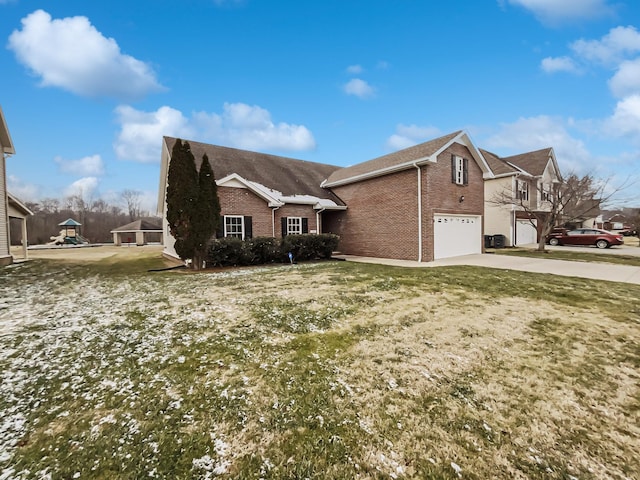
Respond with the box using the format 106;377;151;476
111;219;163;246
1;105;17;266
482;147;561;246
8;192;33;260
158;131;493;262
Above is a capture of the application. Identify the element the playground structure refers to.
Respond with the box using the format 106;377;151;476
48;218;90;246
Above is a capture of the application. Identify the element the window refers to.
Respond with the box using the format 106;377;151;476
224;215;244;238
451;155;468;185
516;180;529;201
541;184;551;202
287;217;302;235
281;217;309;236
222;215;252;240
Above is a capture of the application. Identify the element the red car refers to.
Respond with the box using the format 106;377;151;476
546;228;624;249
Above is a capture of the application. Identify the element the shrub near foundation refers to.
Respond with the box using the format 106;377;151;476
206;234;340;267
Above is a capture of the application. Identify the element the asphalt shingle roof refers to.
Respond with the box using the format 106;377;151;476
503;148;552;176
479;149;519;176
164;137;344;205
112;219;162;232
325;131;462;185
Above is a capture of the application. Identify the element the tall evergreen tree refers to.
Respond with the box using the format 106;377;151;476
193;153;221;268
166;139;199;263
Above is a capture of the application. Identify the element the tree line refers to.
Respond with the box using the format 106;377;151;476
11;191;158;245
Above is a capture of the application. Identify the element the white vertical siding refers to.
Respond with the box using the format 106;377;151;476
0;155;9;258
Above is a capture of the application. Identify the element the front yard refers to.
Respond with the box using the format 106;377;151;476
1;249;639;479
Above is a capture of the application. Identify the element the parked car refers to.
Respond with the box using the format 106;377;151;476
546;228;624;249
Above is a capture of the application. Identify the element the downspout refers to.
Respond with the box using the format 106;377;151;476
316;208;326;234
414;163;423;262
2;153;11;259
271;205;281;237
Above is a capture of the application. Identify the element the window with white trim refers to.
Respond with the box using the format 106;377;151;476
287;217;302;235
541;184;551;202
451;155;468;185
224;215;244;238
516;180;529;201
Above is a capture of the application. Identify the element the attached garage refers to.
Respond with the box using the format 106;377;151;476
515;219;537;246
433;214;482;260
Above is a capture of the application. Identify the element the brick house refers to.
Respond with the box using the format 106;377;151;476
157;131;493;262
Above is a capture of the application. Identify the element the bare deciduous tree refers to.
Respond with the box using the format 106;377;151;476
122;189;142;221
491;173;624;252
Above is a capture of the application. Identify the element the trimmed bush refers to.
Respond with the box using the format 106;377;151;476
246;237;280;265
206;234;340;267
206;237;251;267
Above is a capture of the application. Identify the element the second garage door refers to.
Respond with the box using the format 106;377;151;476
433;214;482;260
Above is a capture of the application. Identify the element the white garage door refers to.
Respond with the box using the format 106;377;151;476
434;214;482;260
516;220;537;246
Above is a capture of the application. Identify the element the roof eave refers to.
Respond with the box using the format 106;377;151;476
323;157;435;188
0;106;16;155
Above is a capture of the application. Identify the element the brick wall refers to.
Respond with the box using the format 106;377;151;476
325;143;485;261
218;186;273;237
325;169;419;260
422;144;485;261
218;186;318;238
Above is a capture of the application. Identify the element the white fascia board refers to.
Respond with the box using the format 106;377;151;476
489;172;518;180
451;131;494;178
0;106;15;155
7;192;34;216
217;173;284;207
322;158;433;188
157;139;170;216
315;204;347;210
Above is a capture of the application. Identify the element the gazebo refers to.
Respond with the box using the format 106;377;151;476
111;219;163;246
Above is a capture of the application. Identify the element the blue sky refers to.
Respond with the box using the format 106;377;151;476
2;0;639;213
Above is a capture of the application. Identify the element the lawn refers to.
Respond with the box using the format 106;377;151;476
1;250;639;479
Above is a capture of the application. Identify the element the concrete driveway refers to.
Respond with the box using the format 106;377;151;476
334;248;640;285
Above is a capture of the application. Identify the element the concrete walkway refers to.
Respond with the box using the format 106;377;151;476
333;251;640;285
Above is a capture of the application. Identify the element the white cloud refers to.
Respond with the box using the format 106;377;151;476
604;94;640;142
115;103;316;162
7;175;39;202
505;0;614;25
571;26;640;65
540;56;581;74
376;60;390;70
484;116;592;172
386;124;442;151
343;78;375;98
194;102;316;151
609;58;640;98
55;154;105;176
346;65;363;75
64;177;99;200
8;9;164;99
114;105;194;163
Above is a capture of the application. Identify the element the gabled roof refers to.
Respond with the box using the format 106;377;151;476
59;218;82;227
479;149;519;177
111;219;162;233
8;192;33;216
0;106;15;155
323;131;492;187
503;148;554;177
162;137;344;206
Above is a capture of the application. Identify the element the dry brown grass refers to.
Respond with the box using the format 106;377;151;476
2;249;639;479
